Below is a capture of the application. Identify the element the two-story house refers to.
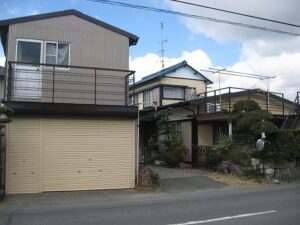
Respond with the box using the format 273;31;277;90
130;61;213;162
130;60;213;109
0;10;139;194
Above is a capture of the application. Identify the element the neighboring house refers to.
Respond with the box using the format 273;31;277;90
138;78;297;163
0;66;4;100
130;61;212;162
129;60;213;109
0;10;139;194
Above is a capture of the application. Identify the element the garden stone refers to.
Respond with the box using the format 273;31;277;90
217;161;231;174
139;167;152;187
179;162;192;169
264;168;275;179
229;164;245;176
251;158;260;169
154;160;167;166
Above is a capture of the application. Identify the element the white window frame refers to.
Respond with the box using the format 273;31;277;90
15;38;43;98
163;86;185;99
44;41;70;70
129;94;138;106
143;89;154;107
16;38;43;65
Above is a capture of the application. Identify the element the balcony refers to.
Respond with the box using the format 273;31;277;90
196;87;289;116
5;61;135;106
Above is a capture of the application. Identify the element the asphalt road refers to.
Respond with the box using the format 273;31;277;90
0;184;299;225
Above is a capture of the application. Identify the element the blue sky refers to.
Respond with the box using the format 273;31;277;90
1;0;300;99
0;0;241;66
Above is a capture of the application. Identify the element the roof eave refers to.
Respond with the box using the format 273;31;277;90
0;9;139;46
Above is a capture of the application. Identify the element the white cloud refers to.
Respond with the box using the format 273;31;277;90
168;0;300;44
3;2;19;15
204;49;300;100
28;10;40;16
130;47;299;100
0;57;5;67
129;49;212;81
165;0;300;100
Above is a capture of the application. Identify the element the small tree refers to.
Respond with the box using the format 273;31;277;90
164;133;187;167
156;107;173;140
231;99;278;137
156;108;188;166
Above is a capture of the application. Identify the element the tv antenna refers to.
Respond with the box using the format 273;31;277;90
159;22;167;70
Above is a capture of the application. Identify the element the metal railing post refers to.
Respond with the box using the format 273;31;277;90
228;87;231;112
52;65;55;103
282;93;285;117
266;91;269;112
204;92;207;114
297;91;300;114
214;90;217;112
94;68;97;105
7;63;12;101
125;75;128;106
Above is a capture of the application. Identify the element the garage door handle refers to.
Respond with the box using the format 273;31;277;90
77;170;81;173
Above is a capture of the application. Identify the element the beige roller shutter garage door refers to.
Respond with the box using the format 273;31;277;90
6;117;136;194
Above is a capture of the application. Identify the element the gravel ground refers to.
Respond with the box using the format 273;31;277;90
149;166;208;179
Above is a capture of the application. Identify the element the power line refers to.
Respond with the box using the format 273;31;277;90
171;0;300;28
88;0;300;36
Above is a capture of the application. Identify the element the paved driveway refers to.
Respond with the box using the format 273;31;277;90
150;166;227;192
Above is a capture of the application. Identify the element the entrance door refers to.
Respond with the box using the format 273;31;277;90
14;39;42;98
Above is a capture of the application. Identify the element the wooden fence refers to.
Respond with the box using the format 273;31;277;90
274;166;300;182
192;145;220;169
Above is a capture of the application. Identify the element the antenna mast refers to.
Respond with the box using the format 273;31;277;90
159;22;167;70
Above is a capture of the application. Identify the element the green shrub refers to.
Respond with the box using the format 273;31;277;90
214;137;233;159
214;137;251;166
228;150;251;166
231;100;278;136
266;129;300;165
164;133;187;167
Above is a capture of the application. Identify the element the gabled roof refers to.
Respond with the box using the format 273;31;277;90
133;60;213;87
0;9;139;46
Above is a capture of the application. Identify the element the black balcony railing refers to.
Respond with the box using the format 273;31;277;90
6;61;135;106
196;87;288;116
